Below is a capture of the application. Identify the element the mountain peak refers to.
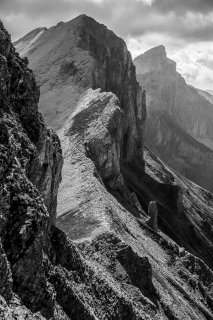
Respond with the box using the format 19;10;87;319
62;14;93;26
134;45;166;63
71;13;91;21
144;45;166;56
133;45;174;75
14;13;136;132
62;14;107;32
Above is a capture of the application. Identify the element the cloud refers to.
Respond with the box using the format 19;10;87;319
0;0;113;39
1;0;213;89
2;0;213;43
163;42;213;90
152;0;213;15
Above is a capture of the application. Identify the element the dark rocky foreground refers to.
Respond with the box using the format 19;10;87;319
0;15;213;319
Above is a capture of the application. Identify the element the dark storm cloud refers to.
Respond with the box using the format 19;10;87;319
1;0;213;43
0;0;110;19
0;0;111;39
152;0;213;14
123;12;213;42
1;0;213;90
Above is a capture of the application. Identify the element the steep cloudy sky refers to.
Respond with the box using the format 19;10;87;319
1;0;213;90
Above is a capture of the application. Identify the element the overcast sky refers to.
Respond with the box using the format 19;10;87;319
1;0;213;90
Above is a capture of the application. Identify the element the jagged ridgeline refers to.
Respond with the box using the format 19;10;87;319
0;15;213;319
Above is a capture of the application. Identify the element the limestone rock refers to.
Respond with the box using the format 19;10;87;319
143;109;213;193
15;15;146;168
0;19;158;320
134;46;213;193
12;15;213;319
15;14;147;231
147;201;158;232
0;20;63;317
116;244;155;298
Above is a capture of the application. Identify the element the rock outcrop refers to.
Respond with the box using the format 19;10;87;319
147;201;158;232
134;46;213;193
12;15;213;319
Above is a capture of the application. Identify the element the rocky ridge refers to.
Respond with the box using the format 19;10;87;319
15;14;146;233
134;45;213;192
1;19;158;320
6;15;213;319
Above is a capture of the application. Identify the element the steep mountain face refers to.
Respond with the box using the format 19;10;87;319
134;46;213;192
144;109;213;192
194;86;213;104
15;14;146;230
0;29;63;225
134;45;213;144
14;15;145;167
1;20;158;320
11;16;213;319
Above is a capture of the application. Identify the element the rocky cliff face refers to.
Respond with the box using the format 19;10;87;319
0;22;63;222
144;109;213;192
134;45;177;115
0;19;157;320
134;45;213;192
15;14;146;227
14;15;145;167
134;45;213;143
11;15;213;319
194;86;213;104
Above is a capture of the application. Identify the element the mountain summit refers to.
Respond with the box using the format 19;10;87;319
15;15;141;132
134;46;213;193
16;14;146;237
134;45;175;75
